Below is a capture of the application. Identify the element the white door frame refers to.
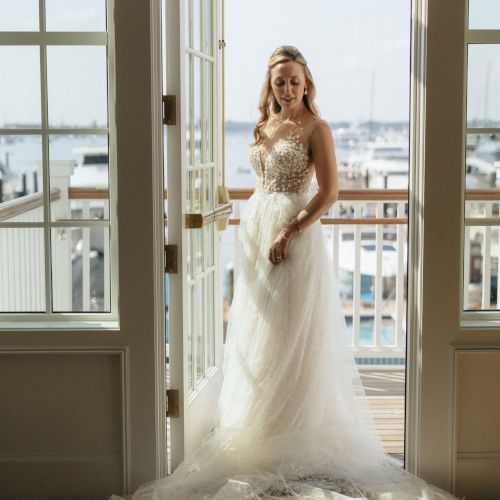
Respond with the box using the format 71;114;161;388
404;1;493;496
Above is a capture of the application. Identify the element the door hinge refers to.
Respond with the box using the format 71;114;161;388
164;244;178;273
162;95;176;125
218;39;226;50
166;389;180;418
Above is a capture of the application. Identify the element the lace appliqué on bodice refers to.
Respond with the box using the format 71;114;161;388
248;126;313;194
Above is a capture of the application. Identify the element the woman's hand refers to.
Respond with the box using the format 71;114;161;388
268;223;298;265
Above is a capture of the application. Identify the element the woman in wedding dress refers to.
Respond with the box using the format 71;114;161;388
111;46;460;500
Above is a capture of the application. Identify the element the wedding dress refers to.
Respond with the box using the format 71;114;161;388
110;121;459;500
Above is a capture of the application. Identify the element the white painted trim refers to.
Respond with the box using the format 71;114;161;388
459;0;470;320
405;0;427;475
150;0;167;479
467;29;500;43
464;127;500;134
165;0;186;469
0;319;119;330
0;221;111;229
0;32;108;44
106;0;119;325
0;128;109;135
185;46;215;61
460;316;500;327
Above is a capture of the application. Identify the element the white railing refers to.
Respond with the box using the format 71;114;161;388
68;189;111;312
0;165;74;313
0;194;46;312
227;189;408;360
0;160;109;313
464;191;500;310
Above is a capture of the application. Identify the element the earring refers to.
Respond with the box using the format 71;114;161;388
304;87;308;95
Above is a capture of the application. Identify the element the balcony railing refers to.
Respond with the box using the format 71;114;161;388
2;177;498;333
464;190;500;310
0;161;109;313
226;188;409;361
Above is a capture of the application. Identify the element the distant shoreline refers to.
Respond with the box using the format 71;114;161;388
225;119;410;133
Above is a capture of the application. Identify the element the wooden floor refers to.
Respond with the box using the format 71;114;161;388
358;366;405;462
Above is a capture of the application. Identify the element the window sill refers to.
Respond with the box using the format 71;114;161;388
0;320;120;331
460;318;500;330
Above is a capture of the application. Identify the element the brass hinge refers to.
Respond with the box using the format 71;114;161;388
162;95;176;125
164;244;178;273
218;39;226;50
166;389;180;418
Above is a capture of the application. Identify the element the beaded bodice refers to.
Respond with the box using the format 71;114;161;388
248;124;314;194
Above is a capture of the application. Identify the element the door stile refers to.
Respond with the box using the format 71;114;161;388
165;0;187;469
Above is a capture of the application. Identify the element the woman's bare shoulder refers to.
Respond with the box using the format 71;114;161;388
306;118;332;145
308;117;331;133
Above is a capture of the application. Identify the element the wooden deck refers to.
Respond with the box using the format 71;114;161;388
358;366;405;462
166;363;406;471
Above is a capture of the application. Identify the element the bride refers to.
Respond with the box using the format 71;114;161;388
111;46;459;500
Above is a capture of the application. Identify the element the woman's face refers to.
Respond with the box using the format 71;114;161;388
270;61;307;111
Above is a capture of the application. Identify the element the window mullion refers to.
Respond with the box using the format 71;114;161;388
38;0;54;315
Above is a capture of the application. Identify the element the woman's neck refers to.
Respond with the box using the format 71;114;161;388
275;103;308;122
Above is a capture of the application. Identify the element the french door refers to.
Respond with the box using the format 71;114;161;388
164;0;229;470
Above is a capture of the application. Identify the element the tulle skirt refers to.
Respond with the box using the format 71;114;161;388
110;186;459;500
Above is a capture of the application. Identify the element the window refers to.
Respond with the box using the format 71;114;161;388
0;0;116;324
462;0;500;317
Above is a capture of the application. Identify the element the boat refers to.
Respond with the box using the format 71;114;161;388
465;135;500;189
346;141;409;189
71;146;109;189
70;146;109;253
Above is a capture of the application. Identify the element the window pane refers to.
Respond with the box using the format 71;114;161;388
185;54;192;168
204;220;214;268
193;0;201;52
49;135;109;221
188;284;195;392
0;228;45;312
47;46;108;128
194;57;202;165
194;228;202;276
0;0;39;31
206;270;215;368
202;166;213;210
202;0;213;55
51;226;110;312
184;0;192;49
195;279;204;384
45;0;107;31
465;133;500;190
0;46;41;128
0;135;43;222
467;45;500;128
463;224;500;310
204;60;213;163
192;168;202;212
468;0;500;29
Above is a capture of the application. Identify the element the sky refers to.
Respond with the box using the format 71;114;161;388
225;0;411;123
0;0;107;128
0;0;499;127
225;0;500;124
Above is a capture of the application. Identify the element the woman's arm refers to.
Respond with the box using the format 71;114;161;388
281;119;339;239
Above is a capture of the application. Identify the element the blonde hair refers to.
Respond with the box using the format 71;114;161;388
252;45;320;145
